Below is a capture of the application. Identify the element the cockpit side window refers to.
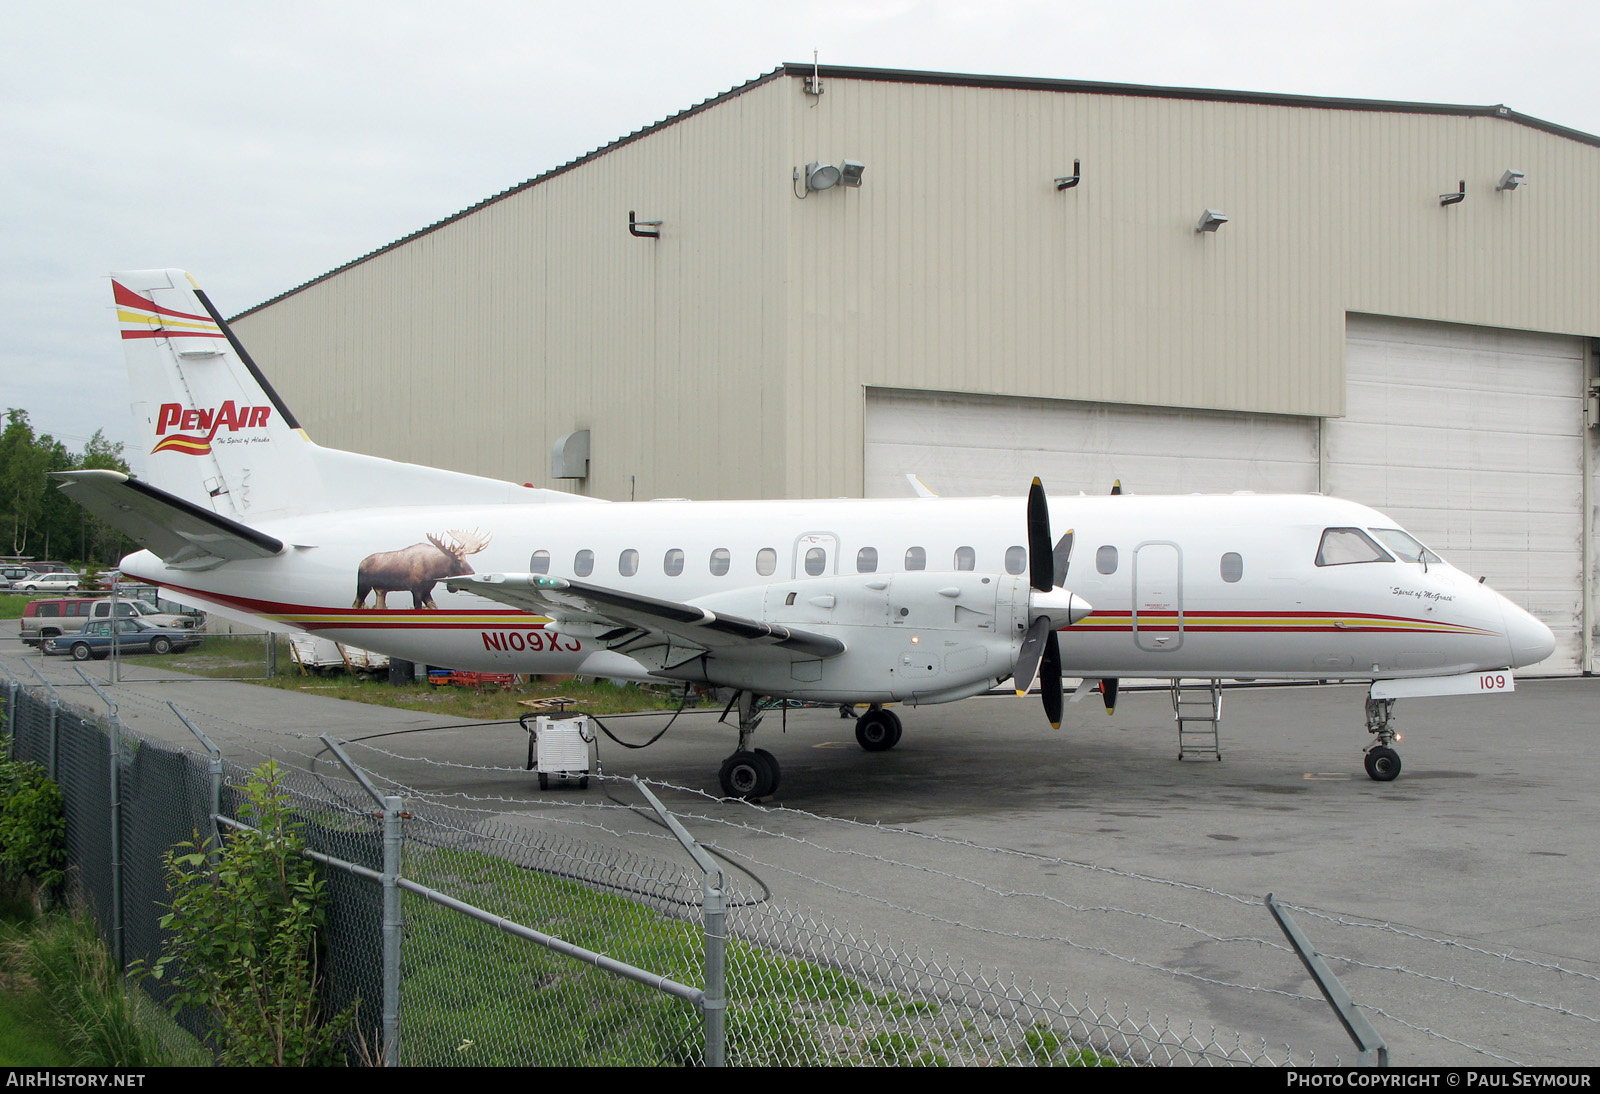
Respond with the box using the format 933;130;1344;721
1316;527;1394;566
1368;528;1441;566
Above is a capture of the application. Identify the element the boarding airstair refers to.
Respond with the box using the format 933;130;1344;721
1171;679;1224;760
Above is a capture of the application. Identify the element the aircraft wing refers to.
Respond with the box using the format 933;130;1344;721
447;573;846;668
53;470;284;570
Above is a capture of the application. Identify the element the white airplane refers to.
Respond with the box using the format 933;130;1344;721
59;269;1555;798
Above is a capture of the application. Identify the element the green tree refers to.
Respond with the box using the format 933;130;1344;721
73;431;136;566
0;411;137;567
0;409;50;556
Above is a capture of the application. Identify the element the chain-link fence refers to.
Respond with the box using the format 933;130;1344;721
1;667;1364;1066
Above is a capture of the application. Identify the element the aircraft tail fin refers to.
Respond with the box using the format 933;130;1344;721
114;269;597;524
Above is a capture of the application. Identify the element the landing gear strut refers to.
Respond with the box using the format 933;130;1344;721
853;705;902;751
717;692;781;800
1363;697;1402;782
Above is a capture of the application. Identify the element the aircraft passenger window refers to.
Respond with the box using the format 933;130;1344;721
529;551;550;575
905;547;926;571
664;548;685;576
1368;528;1441;566
574;549;594;577
1221;552;1243;583
857;547;878;573
954;546;976;571
710;548;730;576
1096;546;1118;575
804;547;826;576
756;548;777;576
619;549;639;577
1005;545;1026;575
1316;528;1393;567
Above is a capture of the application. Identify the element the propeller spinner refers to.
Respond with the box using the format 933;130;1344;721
1013;478;1093;727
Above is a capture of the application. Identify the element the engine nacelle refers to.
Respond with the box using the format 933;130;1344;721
684;570;1040;703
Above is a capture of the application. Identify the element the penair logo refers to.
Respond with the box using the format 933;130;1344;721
151;401;272;456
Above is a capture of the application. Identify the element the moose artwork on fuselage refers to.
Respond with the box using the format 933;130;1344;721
354;529;493;609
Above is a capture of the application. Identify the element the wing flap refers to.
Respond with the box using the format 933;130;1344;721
447;574;846;661
54;470;284;570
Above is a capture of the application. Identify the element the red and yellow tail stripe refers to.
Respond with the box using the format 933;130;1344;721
114;281;224;341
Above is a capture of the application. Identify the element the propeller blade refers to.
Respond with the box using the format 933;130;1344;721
1110;479;1122;496
1099;677;1120;715
1040;631;1063;728
1027;477;1053;592
1052;530;1073;588
1013;615;1051;695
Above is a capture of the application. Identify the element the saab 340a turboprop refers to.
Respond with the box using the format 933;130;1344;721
57;269;1556;798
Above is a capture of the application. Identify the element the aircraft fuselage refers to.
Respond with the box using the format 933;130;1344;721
123;491;1551;703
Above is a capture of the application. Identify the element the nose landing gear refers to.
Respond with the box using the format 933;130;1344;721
1363;697;1402;782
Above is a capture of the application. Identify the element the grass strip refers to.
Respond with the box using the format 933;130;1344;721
398;847;1117;1066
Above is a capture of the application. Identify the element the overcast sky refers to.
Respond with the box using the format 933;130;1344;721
4;0;1597;471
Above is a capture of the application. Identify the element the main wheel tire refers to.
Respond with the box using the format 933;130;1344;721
538;772;550;790
754;748;781;795
1364;746;1402;782
719;751;774;799
70;643;92;662
150;636;173;655
855;710;899;752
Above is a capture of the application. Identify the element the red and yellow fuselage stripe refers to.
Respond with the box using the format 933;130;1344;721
1073;611;1495;636
140;578;553;632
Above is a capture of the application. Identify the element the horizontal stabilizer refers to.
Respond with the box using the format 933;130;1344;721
54;470;284;570
448;573;846;661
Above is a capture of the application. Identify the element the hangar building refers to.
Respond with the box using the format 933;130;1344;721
230;64;1600;673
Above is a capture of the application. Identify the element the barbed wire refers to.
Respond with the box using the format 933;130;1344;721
1279;901;1600;987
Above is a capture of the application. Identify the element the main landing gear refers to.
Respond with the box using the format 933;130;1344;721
717;692;781;800
851;705;902;752
1363;697;1402;782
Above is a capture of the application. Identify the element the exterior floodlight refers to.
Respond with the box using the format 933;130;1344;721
1497;169;1525;191
805;162;842;191
839;160;865;187
1197;209;1229;233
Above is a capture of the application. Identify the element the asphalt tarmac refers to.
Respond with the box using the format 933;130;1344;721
4;636;1595;1067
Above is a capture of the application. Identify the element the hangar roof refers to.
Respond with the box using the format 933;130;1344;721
234;63;1599;320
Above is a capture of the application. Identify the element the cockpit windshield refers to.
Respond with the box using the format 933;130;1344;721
1315;527;1394;566
1368;527;1442;566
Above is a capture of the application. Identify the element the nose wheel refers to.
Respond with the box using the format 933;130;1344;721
1363;746;1402;781
1363;697;1402;782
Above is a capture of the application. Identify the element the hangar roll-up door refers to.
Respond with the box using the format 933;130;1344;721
864;389;1318;499
1327;316;1589;675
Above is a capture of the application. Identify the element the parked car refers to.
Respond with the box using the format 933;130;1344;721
44;618;202;661
15;572;81;592
21;596;199;646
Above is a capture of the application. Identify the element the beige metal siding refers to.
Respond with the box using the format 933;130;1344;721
784;78;1600;495
235;70;1600;503
235;77;792;503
